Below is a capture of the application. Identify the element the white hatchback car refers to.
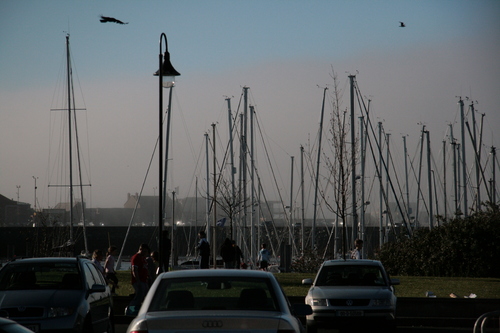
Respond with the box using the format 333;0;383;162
127;269;312;333
302;260;399;333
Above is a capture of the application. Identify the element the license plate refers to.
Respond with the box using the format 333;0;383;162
23;324;39;332
337;310;364;317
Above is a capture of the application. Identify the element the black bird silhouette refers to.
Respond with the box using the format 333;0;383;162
100;15;128;24
399;21;406;27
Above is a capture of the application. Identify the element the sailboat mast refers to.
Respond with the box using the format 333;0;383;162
425;130;434;229
250;105;256;264
205;133;210;242
459;98;468;216
300;145;305;255
212;123;217;268
403;135;411;225
471;102;481;208
349;75;357;245
66;34;74;244
443;140;447;219
289;156;294;247
226;98;236;239
312;87;327;249
449;124;459;215
491;147;497;204
359;116;366;259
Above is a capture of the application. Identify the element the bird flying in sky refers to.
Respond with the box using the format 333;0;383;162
100;15;128;24
399;21;406;27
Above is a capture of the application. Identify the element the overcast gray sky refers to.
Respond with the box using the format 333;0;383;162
1;1;499;218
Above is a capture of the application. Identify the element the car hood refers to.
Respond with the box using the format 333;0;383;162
0;289;83;308
307;286;394;299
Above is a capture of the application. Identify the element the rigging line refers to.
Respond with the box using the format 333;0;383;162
382;130;411;220
205;125;239;220
355;83;409;231
251;108;289;219
254;176;285;257
251;120;289;252
172;88;198;169
70;71;89;249
253;109;291;228
355;83;410;236
250;108;294;210
116;107;166;269
464;121;492;201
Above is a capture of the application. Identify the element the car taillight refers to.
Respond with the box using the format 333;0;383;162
129;331;148;333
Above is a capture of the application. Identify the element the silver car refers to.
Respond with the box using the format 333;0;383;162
302;260;399;333
0;257;114;333
126;269;312;333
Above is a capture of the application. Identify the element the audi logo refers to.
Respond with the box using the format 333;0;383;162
202;320;223;328
346;299;353;306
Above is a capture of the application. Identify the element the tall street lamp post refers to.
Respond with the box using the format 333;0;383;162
154;33;180;273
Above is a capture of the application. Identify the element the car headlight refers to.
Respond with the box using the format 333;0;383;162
48;307;75;317
371;298;392;306
310;298;328;306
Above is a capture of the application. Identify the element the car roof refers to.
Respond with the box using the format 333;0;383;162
5;257;84;265
321;259;383;267
158;269;275;280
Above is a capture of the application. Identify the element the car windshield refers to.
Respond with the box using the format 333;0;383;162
148;276;280;312
315;265;387;287
0;262;82;291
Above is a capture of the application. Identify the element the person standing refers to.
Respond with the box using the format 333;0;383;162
351;239;363;259
92;249;104;274
197;230;210;269
220;238;234;268
104;246;119;294
126;243;150;316
147;250;159;287
257;243;270;271
232;240;244;269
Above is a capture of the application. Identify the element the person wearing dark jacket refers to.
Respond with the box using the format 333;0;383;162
231;240;244;269
220;238;234;268
197;230;210;269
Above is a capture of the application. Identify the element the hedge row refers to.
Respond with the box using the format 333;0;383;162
378;203;500;278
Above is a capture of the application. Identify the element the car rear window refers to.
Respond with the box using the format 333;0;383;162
315;265;387;286
0;262;82;291
148;276;279;312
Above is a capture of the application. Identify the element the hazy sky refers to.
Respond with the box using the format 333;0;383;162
1;1;499;215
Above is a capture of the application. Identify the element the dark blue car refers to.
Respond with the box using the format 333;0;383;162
0;257;114;333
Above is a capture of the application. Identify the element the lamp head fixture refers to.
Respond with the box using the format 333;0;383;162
154;51;180;88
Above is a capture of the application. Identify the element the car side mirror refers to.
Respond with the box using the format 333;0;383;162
292;303;313;316
302;278;313;285
89;284;106;294
390;278;400;286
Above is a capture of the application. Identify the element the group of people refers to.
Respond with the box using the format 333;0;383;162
219;238;244;269
89;243;161;317
91;247;119;293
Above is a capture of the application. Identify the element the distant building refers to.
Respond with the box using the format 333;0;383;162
0;194;32;227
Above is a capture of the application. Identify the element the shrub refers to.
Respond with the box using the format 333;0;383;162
379;203;500;278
